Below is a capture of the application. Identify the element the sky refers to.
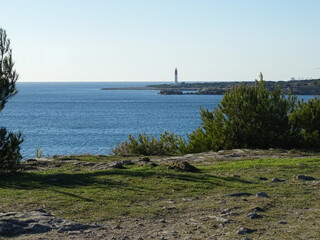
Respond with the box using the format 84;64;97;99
1;0;320;82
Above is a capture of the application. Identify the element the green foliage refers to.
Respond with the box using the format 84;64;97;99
0;128;23;173
0;28;23;173
289;97;320;148
115;73;320;155
188;73;297;152
112;131;187;156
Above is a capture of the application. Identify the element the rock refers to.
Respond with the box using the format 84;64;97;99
221;208;232;214
246;212;263;219
217;200;227;204
228;192;252;197
238;227;256;235
256;192;269;198
114;224;122;229
82;162;95;167
159;89;183;95
149;162;158;167
252;207;264;212
110;162;124;169
164;161;199;172
271;178;285;183
258;177;268;181
121;160;134;165
294;175;315;181
139;157;150;162
182;198;194;202
208;216;231;224
0;211;99;237
67;230;81;235
278;221;287;224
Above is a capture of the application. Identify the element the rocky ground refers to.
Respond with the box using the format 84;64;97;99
1;149;319;239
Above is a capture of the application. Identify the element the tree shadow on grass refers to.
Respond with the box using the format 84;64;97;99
0;167;253;192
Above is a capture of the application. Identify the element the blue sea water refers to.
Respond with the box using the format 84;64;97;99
0;82;223;158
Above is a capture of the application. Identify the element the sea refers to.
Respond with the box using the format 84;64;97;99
0;82;223;159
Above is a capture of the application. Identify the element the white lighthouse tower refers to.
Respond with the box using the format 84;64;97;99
174;68;178;85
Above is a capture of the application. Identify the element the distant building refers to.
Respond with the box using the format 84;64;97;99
291;77;296;81
174;68;178;85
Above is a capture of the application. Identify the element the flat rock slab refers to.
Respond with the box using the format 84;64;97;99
0;211;100;237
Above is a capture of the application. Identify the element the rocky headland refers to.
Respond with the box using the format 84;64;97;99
101;79;320;95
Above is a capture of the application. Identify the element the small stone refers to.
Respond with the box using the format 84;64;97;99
67;230;81;235
256;192;269;198
139;157;150;162
238;227;256;235
221;208;232;214
258;177;268;181
121;160;134;165
246;212;263;219
82;162;95;167
183;198;194;202
271;178;285;183
110;162;124;169
294;175;315;181
164;161;199;172
228;192;252;197
209;216;230;224
252;207;264;212
114;224;122;229
278;221;287;224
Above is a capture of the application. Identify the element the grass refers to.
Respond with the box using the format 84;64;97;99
0;154;319;238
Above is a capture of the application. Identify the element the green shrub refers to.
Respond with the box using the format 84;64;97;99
289;97;320;148
187;73;297;152
0;128;23;173
112;131;187;156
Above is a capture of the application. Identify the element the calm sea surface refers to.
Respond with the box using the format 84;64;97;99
0;82;224;158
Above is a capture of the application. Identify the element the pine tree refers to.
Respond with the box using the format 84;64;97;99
0;28;23;173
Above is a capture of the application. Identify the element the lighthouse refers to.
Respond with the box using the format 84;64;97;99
174;68;178;85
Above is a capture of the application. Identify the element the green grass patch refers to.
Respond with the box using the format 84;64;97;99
0;156;319;228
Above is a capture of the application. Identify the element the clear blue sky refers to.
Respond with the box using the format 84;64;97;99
1;0;320;82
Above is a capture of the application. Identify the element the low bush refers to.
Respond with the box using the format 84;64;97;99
112;131;187;156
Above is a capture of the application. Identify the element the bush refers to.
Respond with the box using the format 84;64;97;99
289;97;320;148
112;131;187;156
187;73;297;152
0;128;23;173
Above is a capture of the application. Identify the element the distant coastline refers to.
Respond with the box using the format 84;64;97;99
101;79;320;95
